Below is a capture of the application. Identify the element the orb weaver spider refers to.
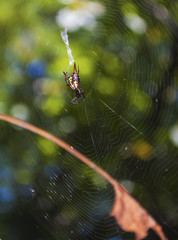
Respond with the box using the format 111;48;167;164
63;63;85;104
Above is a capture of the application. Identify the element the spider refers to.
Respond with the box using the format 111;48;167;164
63;63;85;104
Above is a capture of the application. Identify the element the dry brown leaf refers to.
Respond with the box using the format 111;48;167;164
110;181;167;240
0;114;167;240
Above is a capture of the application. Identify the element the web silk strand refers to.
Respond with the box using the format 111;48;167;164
61;28;74;66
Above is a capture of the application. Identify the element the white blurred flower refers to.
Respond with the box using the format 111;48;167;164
124;14;147;34
169;125;178;147
56;1;104;31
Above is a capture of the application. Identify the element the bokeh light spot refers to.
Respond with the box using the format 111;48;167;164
38;138;58;157
56;2;104;31
91;172;108;188
61;205;78;221
163;87;176;104
15;169;33;184
58;116;77;133
0;2;13;23
26;60;45;78
18;184;34;198
43;164;62;179
147;28;162;45
10;103;30;121
169;125;178;147
124;14;147;34
96;77;116;96
0;186;15;203
42;80;61;97
129;88;151;112
120;180;134;193
132;140;154;160
42;97;65;116
0;101;8;114
119;46;136;63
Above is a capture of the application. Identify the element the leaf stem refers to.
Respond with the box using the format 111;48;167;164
0;113;114;184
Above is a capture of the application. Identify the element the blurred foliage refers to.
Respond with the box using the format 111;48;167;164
0;0;178;239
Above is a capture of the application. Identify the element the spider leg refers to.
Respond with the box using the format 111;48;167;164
77;96;85;104
71;97;79;104
71;94;85;104
63;72;70;86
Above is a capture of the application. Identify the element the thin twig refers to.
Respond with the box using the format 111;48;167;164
0;113;114;185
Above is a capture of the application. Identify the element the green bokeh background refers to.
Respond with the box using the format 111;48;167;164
0;0;178;239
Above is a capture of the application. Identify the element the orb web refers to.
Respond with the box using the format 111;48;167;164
2;0;178;240
29;1;178;240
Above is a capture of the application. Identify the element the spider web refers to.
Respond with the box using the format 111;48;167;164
1;0;178;240
29;1;177;239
